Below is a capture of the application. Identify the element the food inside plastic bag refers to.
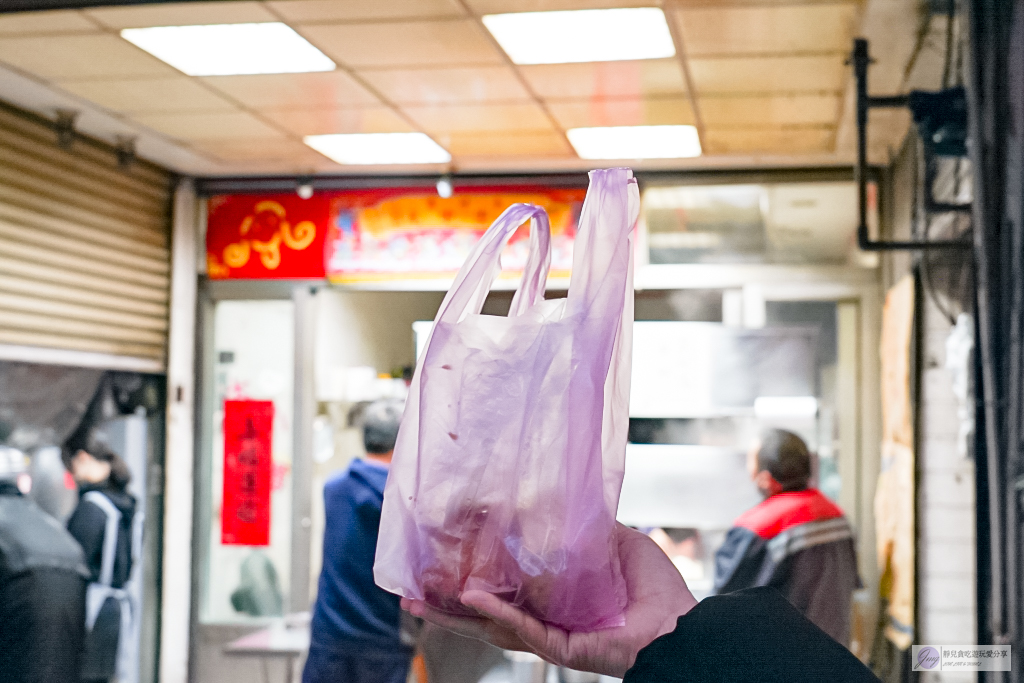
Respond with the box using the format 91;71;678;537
374;168;639;630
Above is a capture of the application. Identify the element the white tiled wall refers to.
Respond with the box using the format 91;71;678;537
917;297;976;682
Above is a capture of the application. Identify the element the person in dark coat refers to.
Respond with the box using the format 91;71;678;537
62;427;137;683
713;428;860;645
0;446;89;683
304;399;414;683
401;523;879;683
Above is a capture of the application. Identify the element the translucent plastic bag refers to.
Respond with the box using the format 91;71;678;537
374;168;639;630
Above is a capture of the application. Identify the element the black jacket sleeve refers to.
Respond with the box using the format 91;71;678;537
66;501;105;583
712;526;766;595
624;587;879;683
0;569;86;683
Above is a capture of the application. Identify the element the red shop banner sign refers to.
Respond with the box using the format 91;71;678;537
323;187;586;284
207;194;329;279
206;187;586;283
222;400;274;546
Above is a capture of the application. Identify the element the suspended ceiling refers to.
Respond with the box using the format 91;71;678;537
0;0;941;176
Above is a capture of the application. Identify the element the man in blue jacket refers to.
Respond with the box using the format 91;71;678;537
304;399;413;683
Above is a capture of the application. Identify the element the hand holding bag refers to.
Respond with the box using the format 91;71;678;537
374;168;639;630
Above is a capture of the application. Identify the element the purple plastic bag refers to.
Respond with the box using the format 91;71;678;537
374;168;638;630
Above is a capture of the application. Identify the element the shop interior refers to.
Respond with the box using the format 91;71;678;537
0;365;166;683
193;176;880;681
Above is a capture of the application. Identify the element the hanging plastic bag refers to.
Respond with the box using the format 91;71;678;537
374;168;638;630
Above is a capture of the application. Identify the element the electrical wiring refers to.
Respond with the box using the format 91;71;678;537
915;0;974;326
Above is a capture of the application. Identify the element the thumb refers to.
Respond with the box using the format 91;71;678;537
460;591;562;659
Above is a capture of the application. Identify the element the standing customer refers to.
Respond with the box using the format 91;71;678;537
0;446;89;683
62;427;138;683
713;429;859;644
304;399;414;683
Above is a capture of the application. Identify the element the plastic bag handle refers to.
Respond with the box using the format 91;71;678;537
509;208;553;317
435;203;552;325
565;168;639;314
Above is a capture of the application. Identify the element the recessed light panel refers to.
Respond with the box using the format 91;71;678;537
567;125;701;159
481;8;675;65
304;133;452;165
121;23;335;76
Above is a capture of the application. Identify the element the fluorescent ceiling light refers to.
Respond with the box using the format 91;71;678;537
753;396;819;418
482;8;675;65
567;125;701;159
304;133;451;165
121;23;335;76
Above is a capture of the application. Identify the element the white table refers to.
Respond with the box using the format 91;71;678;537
224;623;310;683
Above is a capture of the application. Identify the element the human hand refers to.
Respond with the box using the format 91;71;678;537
401;523;698;678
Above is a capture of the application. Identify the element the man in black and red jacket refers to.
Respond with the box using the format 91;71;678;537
713;429;860;645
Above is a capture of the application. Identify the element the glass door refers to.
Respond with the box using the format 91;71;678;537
199;299;295;623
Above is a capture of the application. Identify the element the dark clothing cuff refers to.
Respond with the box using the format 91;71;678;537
624;587;879;683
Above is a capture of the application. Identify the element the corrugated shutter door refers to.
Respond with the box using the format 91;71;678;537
0;104;173;369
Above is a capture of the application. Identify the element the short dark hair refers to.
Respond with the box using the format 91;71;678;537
756;429;812;492
362;399;404;455
61;425;132;491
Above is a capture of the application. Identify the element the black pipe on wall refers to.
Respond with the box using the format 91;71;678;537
966;1;1023;680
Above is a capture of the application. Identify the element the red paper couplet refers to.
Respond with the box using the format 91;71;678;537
222;400;274;546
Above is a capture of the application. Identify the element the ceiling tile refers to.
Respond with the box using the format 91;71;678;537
0;10;99;35
402;102;552;133
689;56;846;95
298;20;504;68
359;66;531;105
60;77;237;114
201;71;380;109
700;95;841;127
676;4;858;57
191;138;323;163
702;126;834;154
134;111;287;141
519;59;685;100
267;0;465;22
84;1;276;29
261;107;414;136
0;35;176;81
547;97;694;129
442;130;572;156
466;0;654;13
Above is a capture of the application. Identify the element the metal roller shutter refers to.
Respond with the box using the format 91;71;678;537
0;102;174;369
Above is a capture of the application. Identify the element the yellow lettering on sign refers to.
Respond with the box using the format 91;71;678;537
224;201;316;271
282;220;316;250
252;233;283;270
224;240;251;268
